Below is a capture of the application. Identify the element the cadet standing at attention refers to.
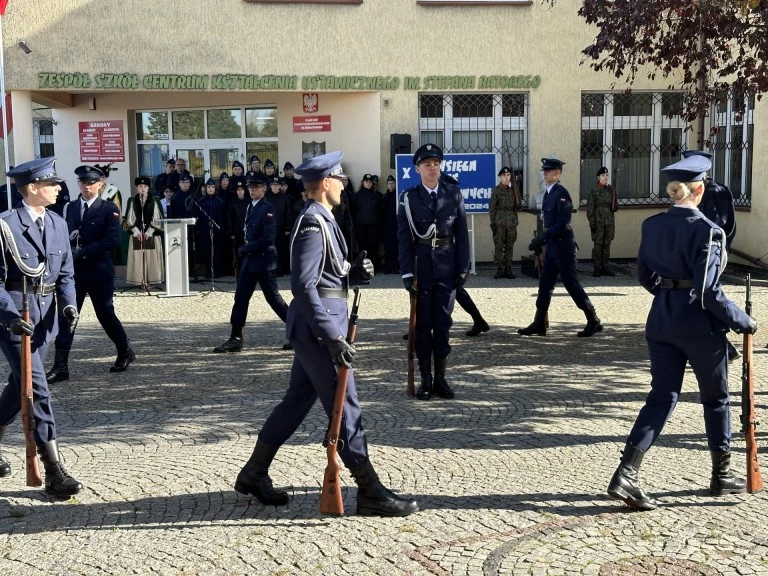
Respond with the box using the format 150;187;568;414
398;144;470;401
234;151;417;517
586;166;617;277
518;158;603;338
489;166;520;279
0;158;83;497
607;155;757;511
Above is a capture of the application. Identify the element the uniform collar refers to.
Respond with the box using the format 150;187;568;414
22;200;45;220
314;200;336;221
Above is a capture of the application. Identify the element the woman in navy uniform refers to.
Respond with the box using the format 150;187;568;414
193;178;225;279
46;165;134;383
234;151;417;517
607;155;757;511
213;173;288;353
397;144;470;401
0;157;83;497
518;158;603;337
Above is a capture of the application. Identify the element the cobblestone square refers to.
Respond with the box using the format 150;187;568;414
1;268;766;575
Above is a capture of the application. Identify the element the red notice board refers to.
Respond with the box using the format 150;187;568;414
292;115;331;133
79;120;125;162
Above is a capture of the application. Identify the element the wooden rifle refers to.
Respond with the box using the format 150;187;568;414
320;287;361;515
20;277;42;487
406;257;417;397
740;274;763;493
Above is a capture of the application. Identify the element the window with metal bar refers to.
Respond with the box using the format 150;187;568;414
418;92;530;203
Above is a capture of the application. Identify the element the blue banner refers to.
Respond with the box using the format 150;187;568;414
395;153;496;214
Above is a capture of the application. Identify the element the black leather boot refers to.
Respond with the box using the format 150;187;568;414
433;357;455;399
518;308;547;336
494;266;505;279
504;266;516;279
593;267;602;277
46;349;70;384
577;307;603;337
0;425;10;478
607;445;657;510
465;316;490;337
416;357;432;400
38;440;83;498
350;459;418;517
234;440;289;505
110;347;136;372
602;266;616;277
710;450;746;496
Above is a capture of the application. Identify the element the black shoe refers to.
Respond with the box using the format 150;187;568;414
0;425;10;478
281;339;293;351
602;267;616;277
504;267;516;279
466;319;490;337
416;358;432;400
351;460;418;517
494;266;505;279
46;365;69;384
518;309;547;336
593;269;602;277
234;440;289;505
38;440;83;498
432;357;454;399
606;445;657;510
214;336;243;353
710;450;746;496
402;333;409;341
110;347;136;372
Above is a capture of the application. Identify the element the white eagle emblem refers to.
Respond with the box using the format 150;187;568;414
303;93;318;113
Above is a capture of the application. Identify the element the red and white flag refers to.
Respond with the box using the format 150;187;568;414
0;1;9;16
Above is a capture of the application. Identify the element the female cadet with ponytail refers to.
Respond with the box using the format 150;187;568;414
607;155;757;511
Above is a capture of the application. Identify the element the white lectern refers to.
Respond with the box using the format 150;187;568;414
155;218;197;297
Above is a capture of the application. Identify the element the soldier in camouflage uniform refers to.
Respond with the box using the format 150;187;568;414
586;166;617;277
489;167;521;279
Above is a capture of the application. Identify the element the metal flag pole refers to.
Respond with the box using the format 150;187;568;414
0;11;12;210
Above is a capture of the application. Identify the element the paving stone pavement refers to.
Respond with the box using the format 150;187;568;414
1;266;767;576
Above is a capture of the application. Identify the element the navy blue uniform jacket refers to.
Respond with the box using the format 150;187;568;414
64;197;121;282
542;182;577;257
638;206;752;338
240;199;278;273
0;205;76;343
396;178;469;282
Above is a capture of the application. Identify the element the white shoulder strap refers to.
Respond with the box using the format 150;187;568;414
403;189;437;241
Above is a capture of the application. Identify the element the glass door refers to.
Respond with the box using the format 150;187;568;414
207;144;243;179
175;147;206;180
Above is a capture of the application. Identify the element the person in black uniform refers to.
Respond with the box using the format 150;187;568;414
381;175;399;273
681;150;741;363
263;159;277;180
283;161;304;203
518;158;603;337
265;176;293;276
353;174;382;265
246;156;261;180
607;154;757;511
234;151;417;517
228;161;246;195
154;158;175;197
226;180;250;278
45;165;135;384
194;178;225;279
397;144;470;401
0;157;83;498
167;158;190;192
213;172;288;353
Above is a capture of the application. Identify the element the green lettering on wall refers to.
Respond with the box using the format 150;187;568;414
36;72;541;91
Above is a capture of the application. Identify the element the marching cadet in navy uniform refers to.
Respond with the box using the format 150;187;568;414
519;158;603;337
213;172;289;353
0;157;83;497
397;144;470;400
607;155;757;511
45;165;134;383
682;150;741;362
234;151;418;517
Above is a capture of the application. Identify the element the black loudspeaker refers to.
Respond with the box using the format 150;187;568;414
390;133;412;168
